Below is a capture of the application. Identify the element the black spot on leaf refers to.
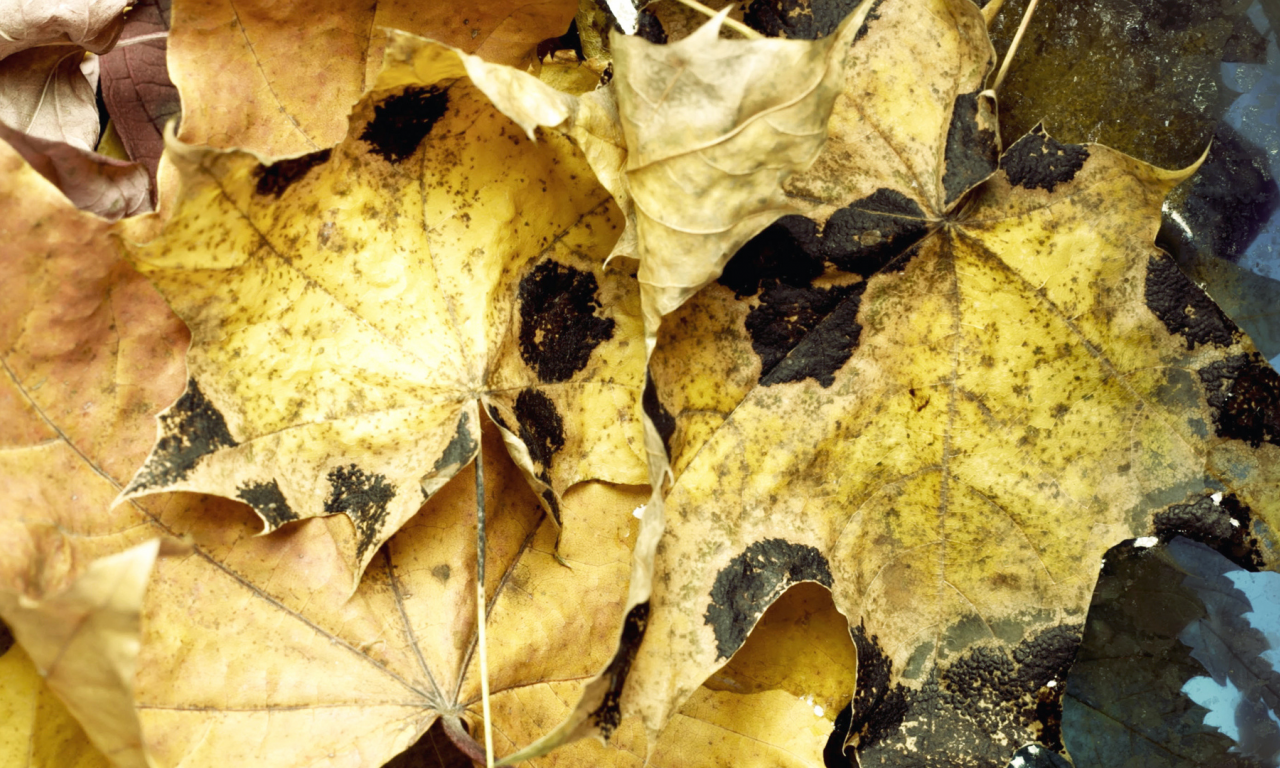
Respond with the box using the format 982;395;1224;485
361;86;449;163
431;564;451;582
253;149;331;198
514;389;565;469
848;624;910;751
324;464;396;562
0;617;12;656
942;91;999;206
236;479;295;530
753;282;866;387
719;215;825;297
540;489;562;526
823;699;854;766
433;411;478;473
486;404;511;432
854;625;1082;767
854;0;885;41
1145;254;1238;348
1154;492;1266;571
643;372;676;458
1001;127;1089;193
821;189;928;275
590;601;649;739
127;379;238;492
704;539;833;660
518;261;615;382
1209;359;1280;449
744;0;864;39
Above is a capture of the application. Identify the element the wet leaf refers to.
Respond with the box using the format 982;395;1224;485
118;35;645;586
167;0;577;156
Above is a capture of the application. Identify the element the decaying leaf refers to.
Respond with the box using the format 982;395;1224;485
0;46;102;149
568;0;1280;765
0;123;151;219
119;34;645;586
0;540;169;768
0;636;113;768
167;0;577;156
98;0;181;194
0;0;127;59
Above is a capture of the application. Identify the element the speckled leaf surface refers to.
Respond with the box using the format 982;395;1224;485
168;0;577;157
119;36;645;586
609;0;1280;762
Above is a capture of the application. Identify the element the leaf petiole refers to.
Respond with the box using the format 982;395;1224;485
991;0;1041;92
475;438;495;768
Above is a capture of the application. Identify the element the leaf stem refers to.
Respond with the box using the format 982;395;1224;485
991;0;1040;92
474;442;495;768
668;0;764;40
441;716;487;765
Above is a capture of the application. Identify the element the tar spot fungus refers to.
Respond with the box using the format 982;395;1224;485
433;410;478;473
1197;354;1280;449
642;372;676;458
517;261;615;382
752;282;867;388
636;8;667;43
1154;492;1265;570
820;190;928;275
514;389;566;469
848;624;910;752
941;91;999;206
1000;126;1089;193
719;215;825;297
361;86;449;163
236;479;295;530
431;564;451;582
253;149;331;198
1145;255;1238;348
589;602;649;739
324;464;396;562
127;379;238;492
704;539;833;660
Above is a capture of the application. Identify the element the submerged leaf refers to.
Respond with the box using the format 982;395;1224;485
119;35;645;585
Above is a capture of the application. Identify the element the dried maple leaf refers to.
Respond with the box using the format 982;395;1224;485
0;0;127;59
118;35;646;585
0;637;113;768
0;123;151;219
0;46;102;149
0;540;169;768
167;0;577;156
565;0;1280;765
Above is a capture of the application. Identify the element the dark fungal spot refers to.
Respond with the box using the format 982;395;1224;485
635;8;667;44
433;411;478;473
743;0;864;39
360;86;449;163
820;189;928;275
127;379;238;492
517;261;615;382
0;617;12;656
431;564;451;582
848;623;910;752
851;625;1082;767
704;539;833;660
642;371;676;458
1000;126;1089;193
514;389;565;469
589;602;649;739
753;282;866;387
1145;255;1238;349
718;215;824;297
1154;492;1266;571
253;149;331;198
1197;355;1280;449
486;404;510;432
941;91;999;207
324;464;396;562
236;479;295;530
854;0;886;41
539;489;562;525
